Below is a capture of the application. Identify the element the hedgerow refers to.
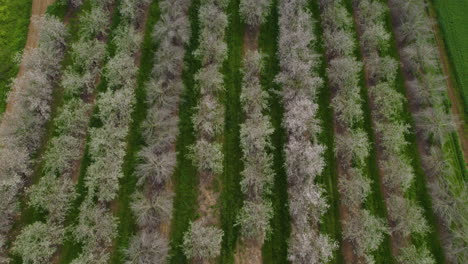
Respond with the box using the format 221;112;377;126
318;0;388;262
390;0;467;262
68;0;150;262
353;0;436;262
12;1;115;262
236;50;274;244
0;15;67;263
182;0;228;261
277;0;338;262
125;0;191;262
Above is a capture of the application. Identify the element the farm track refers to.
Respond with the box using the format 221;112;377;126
259;0;290;263
108;1;160;263
220;0;244;262
1;0;56;120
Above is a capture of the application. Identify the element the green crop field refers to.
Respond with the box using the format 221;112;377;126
431;0;468;118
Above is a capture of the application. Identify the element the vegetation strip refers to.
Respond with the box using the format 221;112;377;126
0;10;68;263
48;0;153;262
258;0;291;262
180;0;228;261
388;0;467;262
121;0;192;263
107;0;162;263
277;0;337;262
167;0;201;262
219;0;244;262
318;0;393;262
308;0;344;262
8;0;123;262
233;0;273;262
0;0;32;113
352;0;443;262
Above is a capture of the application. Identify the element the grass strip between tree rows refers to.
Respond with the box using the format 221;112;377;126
167;0;201;262
260;0;291;263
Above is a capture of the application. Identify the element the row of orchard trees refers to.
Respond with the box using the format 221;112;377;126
277;0;337;262
0;15;67;263
319;0;389;262
69;0;150;262
390;0;467;262
10;0;113;263
235;0;273;251
181;0;228;261
125;0;192;263
353;0;435;262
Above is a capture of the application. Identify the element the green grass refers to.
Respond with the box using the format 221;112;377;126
218;0;244;263
0;0;31;114
308;1;344;263
167;0;201;263
108;1;160;263
260;0;291;263
46;0;70;18
430;0;468;120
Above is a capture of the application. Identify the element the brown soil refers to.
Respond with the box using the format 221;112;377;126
426;4;468;164
197;173;220;226
243;26;259;54
234;240;262;264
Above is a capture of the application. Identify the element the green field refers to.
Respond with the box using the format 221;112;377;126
431;0;468;119
0;0;32;113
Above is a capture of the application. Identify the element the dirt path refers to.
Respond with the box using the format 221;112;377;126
2;0;56;116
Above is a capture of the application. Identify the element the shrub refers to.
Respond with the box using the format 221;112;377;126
12;222;64;264
182;221;224;260
343;209;389;262
398;245;435;264
236;201;272;243
126;231;169;264
239;0;271;26
79;7;110;39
